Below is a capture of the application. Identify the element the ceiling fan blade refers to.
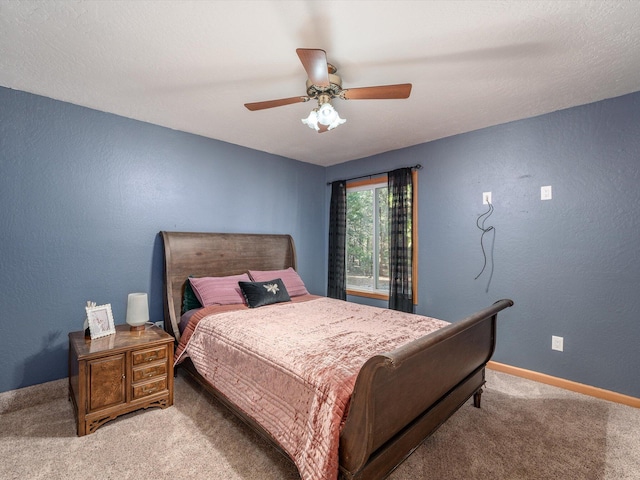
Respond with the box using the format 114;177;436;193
244;96;308;111
342;83;412;100
296;48;330;86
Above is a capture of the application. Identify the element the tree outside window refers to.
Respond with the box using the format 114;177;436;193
346;180;389;295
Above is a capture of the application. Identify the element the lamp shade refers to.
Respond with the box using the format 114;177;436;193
126;293;149;331
317;102;338;125
301;109;319;131
302;104;346;132
317;102;346;130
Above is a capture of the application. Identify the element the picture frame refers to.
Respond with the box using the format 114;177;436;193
86;303;116;339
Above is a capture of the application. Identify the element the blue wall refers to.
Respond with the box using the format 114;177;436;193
327;91;640;398
0;87;325;393
2;85;639;399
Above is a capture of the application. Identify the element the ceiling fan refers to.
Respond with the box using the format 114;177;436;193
244;48;412;132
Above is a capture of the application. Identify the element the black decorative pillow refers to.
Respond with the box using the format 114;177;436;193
238;278;291;308
182;276;203;314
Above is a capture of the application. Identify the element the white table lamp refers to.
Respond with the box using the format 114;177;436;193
126;293;149;331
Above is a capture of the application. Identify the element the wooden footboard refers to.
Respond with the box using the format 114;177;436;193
339;299;514;480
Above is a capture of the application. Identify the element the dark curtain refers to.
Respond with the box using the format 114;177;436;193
388;168;413;312
327;180;347;300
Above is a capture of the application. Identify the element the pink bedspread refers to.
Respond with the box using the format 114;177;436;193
176;297;449;480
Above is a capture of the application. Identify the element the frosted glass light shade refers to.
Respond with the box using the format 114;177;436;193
317;102;338;125
126;293;149;330
317;103;346;130
301;103;346;132
302;109;319;131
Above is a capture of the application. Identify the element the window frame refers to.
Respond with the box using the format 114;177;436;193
345;172;418;303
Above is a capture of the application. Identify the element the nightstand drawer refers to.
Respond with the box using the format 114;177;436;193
132;362;167;382
132;377;167;400
132;346;167;365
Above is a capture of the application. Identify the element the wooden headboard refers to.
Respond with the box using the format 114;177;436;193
160;231;297;341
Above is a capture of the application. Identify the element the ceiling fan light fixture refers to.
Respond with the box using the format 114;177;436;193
326;109;346;131
302;109;320;131
318;102;342;126
302;99;346;132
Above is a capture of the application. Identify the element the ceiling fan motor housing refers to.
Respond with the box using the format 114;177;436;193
306;72;343;99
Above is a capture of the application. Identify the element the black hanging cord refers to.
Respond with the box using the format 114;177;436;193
474;202;495;280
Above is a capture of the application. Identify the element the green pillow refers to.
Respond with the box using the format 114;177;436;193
182;277;203;314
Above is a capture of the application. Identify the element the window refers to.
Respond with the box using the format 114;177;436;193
345;174;417;301
346;179;389;297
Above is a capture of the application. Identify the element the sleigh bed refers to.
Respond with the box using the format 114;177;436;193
161;231;513;480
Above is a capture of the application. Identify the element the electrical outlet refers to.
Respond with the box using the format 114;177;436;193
483;192;492;205
154;321;164;330
551;335;564;352
541;185;552;200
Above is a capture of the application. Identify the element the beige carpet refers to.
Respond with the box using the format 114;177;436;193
1;370;638;480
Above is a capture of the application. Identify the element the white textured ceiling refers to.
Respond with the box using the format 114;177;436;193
1;0;640;167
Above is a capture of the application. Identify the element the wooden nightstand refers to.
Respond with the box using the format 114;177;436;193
68;324;174;436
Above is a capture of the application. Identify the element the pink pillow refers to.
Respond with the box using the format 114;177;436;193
248;267;309;297
189;274;250;306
